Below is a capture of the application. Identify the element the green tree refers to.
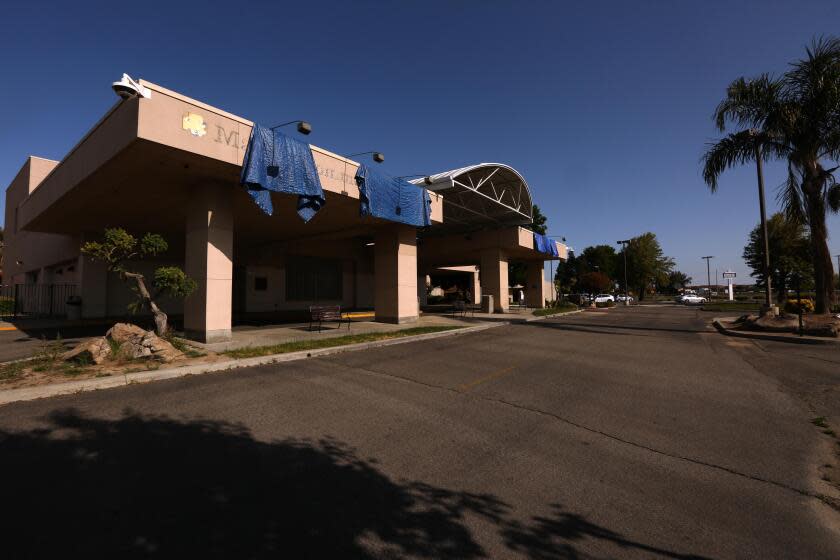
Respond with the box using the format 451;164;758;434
554;250;579;294
578;245;617;280
664;271;692;294
578;271;612;295
619;233;674;301
530;204;548;235
81;228;196;336
743;213;813;303
702;37;840;313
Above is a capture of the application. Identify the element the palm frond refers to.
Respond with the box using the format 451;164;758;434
701;130;759;191
713;75;783;132
776;161;806;224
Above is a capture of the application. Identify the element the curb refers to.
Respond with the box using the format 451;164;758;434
712;318;839;346
0;323;504;406
525;309;582;322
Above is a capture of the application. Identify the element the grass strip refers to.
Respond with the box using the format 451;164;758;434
533;304;579;317
222;326;464;359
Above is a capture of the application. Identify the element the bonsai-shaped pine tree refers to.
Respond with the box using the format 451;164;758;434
81;228;196;336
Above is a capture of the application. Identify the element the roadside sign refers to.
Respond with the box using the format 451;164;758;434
722;271;736;278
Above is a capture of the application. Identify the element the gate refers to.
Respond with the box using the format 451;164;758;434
0;284;77;319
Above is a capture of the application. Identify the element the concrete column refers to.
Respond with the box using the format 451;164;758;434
526;261;546;309
470;268;481;305
78;253;108;318
480;249;509;313
374;224;418;323
184;185;233;342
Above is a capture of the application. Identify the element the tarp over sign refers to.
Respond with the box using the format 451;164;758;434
355;164;432;227
240;124;325;222
533;233;559;257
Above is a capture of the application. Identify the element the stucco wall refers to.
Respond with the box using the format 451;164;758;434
3;157;80;284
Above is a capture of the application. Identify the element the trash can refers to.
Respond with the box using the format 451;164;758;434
66;295;82;321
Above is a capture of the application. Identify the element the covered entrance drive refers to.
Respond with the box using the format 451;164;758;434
413;165;566;313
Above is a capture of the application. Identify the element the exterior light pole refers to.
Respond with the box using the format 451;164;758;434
701;256;714;298
617;239;630;305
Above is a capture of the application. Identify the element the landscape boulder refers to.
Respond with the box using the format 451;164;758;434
106;323;184;362
62;337;112;365
62;323;185;364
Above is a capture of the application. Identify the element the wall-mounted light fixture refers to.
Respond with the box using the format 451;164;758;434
270;120;312;135
346;151;384;163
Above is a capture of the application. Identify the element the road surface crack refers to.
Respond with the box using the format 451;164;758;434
344;363;840;511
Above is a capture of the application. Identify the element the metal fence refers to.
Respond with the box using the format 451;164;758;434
0;284;77;319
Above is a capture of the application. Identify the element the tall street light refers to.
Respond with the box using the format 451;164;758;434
617;239;631;305
702;256;714;298
750;130;774;313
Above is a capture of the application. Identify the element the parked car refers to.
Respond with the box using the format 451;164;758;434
616;295;634;303
594;294;615;303
680;294;707;305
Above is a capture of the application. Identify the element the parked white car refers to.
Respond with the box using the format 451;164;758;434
594;294;615;303
616;295;634;303
680;294;707;305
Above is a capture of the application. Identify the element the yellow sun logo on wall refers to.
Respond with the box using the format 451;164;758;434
182;113;207;137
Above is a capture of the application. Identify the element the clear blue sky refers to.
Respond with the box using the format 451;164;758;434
2;0;840;285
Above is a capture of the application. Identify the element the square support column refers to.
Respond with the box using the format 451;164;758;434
375;224;418;323
480;249;509;313
78;253;108;318
184;185;233;343
470;268;481;305
526;261;546;309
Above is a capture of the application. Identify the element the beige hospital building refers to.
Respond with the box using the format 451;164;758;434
2;77;567;342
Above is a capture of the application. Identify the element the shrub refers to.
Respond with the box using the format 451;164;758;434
0;297;14;315
785;298;815;314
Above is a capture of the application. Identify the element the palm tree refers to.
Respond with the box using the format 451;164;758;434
702;38;840;313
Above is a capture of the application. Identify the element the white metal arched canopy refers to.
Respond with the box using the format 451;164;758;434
409;163;533;230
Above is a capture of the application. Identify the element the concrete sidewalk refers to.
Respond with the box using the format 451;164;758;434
0;322;503;406
195;314;488;353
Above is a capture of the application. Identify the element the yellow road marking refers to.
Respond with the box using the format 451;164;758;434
457;366;517;392
0;327;18;331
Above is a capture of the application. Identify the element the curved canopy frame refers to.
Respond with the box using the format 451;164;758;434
410;163;533;230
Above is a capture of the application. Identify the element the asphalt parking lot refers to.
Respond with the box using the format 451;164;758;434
0;305;837;558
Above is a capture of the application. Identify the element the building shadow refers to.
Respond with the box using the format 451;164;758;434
0;410;712;559
526;320;708;336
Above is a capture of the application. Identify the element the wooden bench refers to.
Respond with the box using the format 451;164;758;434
309;305;350;332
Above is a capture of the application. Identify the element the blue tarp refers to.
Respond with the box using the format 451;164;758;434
240;124;325;222
355;164;432;227
534;233;559;257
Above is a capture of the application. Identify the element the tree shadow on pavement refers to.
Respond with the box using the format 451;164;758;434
503;503;711;560
0;410;710;559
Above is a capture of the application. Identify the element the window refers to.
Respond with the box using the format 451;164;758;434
254;276;268;291
286;257;343;301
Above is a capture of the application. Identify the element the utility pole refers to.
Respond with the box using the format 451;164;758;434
754;141;773;312
702;256;714;298
617;240;631;305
